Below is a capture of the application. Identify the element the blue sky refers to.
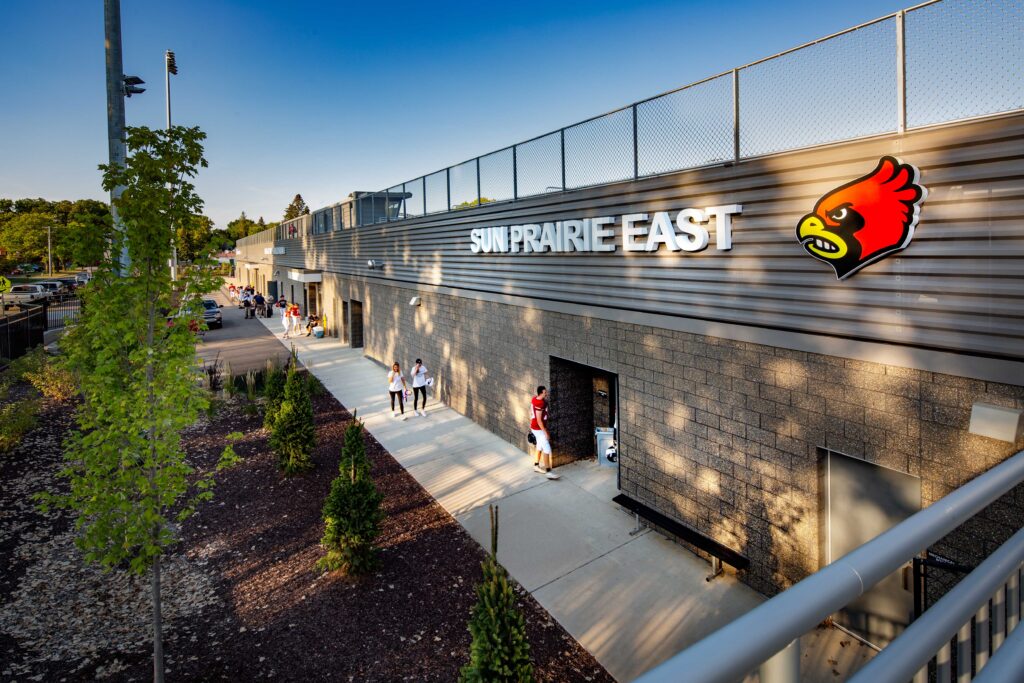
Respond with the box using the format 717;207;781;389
0;0;913;228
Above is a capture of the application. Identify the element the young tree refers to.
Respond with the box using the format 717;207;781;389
38;125;236;683
283;193;309;221
460;506;533;683
317;417;384;574
262;365;286;430
270;365;315;473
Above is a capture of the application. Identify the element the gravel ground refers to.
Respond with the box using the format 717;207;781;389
1;381;613;682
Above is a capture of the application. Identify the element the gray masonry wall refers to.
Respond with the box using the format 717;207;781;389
310;274;1024;597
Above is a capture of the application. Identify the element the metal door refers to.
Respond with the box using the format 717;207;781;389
350;300;363;348
822;449;921;648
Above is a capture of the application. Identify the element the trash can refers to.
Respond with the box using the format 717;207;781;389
595;427;616;468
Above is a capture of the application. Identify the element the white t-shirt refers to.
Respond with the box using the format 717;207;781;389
388;371;405;392
411;364;428;388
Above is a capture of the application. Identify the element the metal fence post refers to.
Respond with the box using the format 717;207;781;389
732;68;740;162
560;128;566;190
446;168;451;212
512;146;518;200
632;103;639;179
896;9;907;134
476;157;481;206
758;639;799;683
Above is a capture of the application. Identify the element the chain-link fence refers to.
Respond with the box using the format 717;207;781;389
236;0;1022;244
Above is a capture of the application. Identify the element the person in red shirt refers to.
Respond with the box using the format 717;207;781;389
530;386;559;480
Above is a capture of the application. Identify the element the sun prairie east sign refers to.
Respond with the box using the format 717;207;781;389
468;205;742;254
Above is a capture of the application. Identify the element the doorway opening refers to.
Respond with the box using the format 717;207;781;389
350;300;364;348
306;283;320;317
547;356;617;468
819;448;921;649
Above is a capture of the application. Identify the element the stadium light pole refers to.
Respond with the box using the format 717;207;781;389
165;50;178;280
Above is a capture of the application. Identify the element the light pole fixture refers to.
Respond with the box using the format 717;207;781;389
123;75;146;97
367;259;384;270
165;50;178;280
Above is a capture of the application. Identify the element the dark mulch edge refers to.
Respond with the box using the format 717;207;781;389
2;374;613;682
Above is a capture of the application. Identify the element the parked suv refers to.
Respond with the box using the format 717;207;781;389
4;284;47;303
36;281;65;296
202;299;223;329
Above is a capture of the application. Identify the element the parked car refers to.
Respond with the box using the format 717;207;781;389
74;272;91;284
3;284;47;303
9;267;24;276
202;298;223;329
55;277;78;292
36;281;65;296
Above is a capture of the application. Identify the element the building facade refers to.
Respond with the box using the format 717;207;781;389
236;3;1024;642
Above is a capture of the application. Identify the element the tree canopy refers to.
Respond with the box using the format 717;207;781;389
283;194;310;221
0;198;113;270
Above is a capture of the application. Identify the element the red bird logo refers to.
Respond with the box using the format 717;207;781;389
796;156;927;280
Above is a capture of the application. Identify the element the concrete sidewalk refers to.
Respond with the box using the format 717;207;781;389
252;316;873;681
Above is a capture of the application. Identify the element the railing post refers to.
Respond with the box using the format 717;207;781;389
446;167;451;212
421;177;427;216
896;9;907;134
758;639;799;683
993;585;1007;650
1007;569;1020;632
476;157;481;206
976;601;990;670
512;146;518;200
632;103;639;180
560;128;566;190
957;621;972;683
732;68;740;163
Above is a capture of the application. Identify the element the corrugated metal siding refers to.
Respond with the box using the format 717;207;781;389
241;113;1024;361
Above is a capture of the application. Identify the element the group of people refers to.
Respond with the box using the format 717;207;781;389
280;301;322;338
385;360;431;420
228;284;270;319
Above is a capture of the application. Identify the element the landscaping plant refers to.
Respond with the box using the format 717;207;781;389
0;398;39;452
262;365;286;429
12;346;77;401
37;126;236;683
270;364;315;473
317;416;384;574
460;505;533;683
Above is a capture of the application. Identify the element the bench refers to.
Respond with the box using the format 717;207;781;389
612;493;750;581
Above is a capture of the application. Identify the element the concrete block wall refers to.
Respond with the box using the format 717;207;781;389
321;276;1024;597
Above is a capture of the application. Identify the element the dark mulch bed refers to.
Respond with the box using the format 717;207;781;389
2;378;613;682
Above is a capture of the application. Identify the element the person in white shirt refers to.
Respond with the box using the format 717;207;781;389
411;358;429;416
280;301;291;339
387;362;408;420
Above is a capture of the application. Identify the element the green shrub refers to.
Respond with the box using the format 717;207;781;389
340;416;370;480
460;506;533;683
270;365;314;474
9;346;77;401
262;366;286;430
316;472;384;574
0;399;40;452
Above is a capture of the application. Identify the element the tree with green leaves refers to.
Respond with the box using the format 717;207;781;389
283;194;310;221
262;364;286;430
317;416;384;574
37;125;237;683
453;197;496;211
460;505;533;683
270;364;315;473
175;214;215;262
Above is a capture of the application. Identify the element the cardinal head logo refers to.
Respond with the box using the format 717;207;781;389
796;156;927;280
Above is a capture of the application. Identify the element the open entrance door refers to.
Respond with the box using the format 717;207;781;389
547;357;617;468
820;449;921;648
350;300;363;348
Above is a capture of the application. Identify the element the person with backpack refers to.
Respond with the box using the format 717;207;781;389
388;362;408;420
530;386;559;480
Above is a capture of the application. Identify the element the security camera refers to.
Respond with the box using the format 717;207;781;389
367;259;383;270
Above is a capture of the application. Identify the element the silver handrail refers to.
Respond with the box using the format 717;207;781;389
633;449;1024;683
849;526;1024;682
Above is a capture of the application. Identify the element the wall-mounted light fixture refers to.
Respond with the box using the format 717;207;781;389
409;296;421;306
367;259;384;270
969;403;1024;442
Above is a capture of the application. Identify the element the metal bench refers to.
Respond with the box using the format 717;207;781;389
612;493;749;581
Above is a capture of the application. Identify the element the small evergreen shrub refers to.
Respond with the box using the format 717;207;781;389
460;506;533;683
270;365;314;474
262;366;286;429
0;399;39;452
317;472;384;574
340;415;370;480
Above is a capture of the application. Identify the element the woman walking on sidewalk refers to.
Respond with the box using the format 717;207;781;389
411;358;429;416
289;303;303;337
280;301;291;339
388;362;408;421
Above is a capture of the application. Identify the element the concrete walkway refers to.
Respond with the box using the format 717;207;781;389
248;313;874;681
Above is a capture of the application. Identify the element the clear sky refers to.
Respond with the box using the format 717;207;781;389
1;0;913;229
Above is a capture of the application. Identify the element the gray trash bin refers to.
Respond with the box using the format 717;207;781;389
595;427;616;468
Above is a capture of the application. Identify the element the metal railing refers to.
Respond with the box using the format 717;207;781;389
0;304;45;366
633;448;1024;683
235;0;1022;251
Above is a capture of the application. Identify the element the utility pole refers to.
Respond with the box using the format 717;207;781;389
165;50;178;280
104;0;130;275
